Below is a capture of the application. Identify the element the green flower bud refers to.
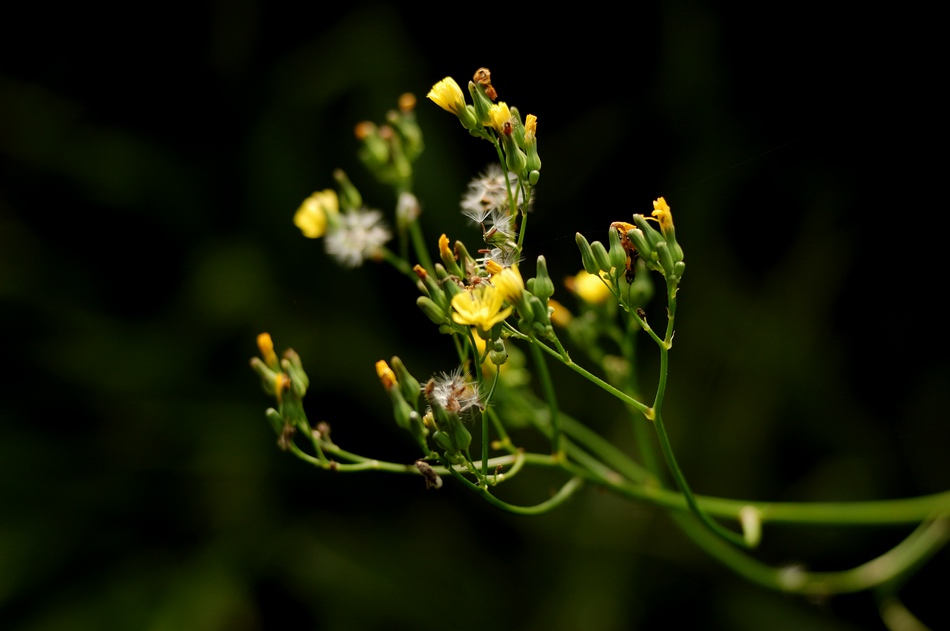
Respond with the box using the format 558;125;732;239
626;227;653;259
417;296;448;325
608;227;626;272
502;135;527;174
529;169;540;186
333;169;362;211
527;255;555;302
655;241;676;276
459;104;480;131
281;356;308;399
488;338;508;366
591;240;612;273
265;407;284;436
469;81;493;126
575;233;599;275
632;214;663;250
391;356;421;410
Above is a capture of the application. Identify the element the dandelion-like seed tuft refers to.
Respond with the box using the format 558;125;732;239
325;210;392;267
425;367;483;415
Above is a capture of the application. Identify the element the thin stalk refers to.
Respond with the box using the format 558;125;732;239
532;338;651;415
408;219;434;274
673;512;950;596
654;411;750;547
529;340;563;457
444;463;585;516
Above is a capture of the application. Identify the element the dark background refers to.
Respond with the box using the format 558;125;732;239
2;2;947;629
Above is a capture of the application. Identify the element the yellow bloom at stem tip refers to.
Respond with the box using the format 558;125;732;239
524;114;537;138
488;102;512;134
492;265;524;303
427;77;465;115
294;189;339;238
257;332;279;369
375;360;397;391
652;196;674;234
451;285;513;333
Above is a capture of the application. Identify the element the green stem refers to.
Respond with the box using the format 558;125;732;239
445;463;585;515
408;219;434;274
654;411;750;547
529;340;563;457
532;338;651;415
379;246;414;279
673;512;950;596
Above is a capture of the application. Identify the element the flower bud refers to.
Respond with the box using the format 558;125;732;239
469;80;494;126
591;240;612;274
655;241;676;276
608;225;627;272
527;255;555;302
575;233;599;275
417;296;448;325
333;169;363;211
391;356;421;410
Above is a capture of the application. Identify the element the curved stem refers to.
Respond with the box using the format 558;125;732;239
654;411;750;547
673;512;950;596
445;463;585;515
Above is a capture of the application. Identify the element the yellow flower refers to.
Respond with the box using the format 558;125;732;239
492;265;524;303
451;285;513;332
548;299;572;327
524;114;537;139
488;102;511;134
256;332;279;369
566;270;611;304
375;360;398;391
427;77;465;115
652;196;674;234
294;189;338;238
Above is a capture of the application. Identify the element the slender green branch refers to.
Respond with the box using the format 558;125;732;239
445;463;585;515
654;411;750;547
302;437;950;526
408;219;434;274
672;512;950;596
531;338;651;415
379;246;414;279
529;340;563;457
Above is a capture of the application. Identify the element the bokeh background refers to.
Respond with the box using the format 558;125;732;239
2;2;947;629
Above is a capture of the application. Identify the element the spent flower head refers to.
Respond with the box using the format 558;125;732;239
325;209;391;267
426;367;483;414
461;164;526;224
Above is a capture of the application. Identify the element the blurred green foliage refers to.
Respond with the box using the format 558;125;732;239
1;2;946;629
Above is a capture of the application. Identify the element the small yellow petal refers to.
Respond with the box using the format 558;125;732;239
257;332;279;369
427;77;465;114
488;102;511;134
375;360;398;391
